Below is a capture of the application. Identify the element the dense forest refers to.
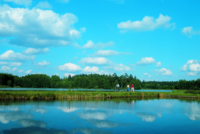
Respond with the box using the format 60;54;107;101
0;73;200;90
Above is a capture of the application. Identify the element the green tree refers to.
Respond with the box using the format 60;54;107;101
51;75;60;88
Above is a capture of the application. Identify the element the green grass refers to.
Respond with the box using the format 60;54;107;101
0;90;199;100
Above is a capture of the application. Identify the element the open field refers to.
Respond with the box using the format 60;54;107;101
0;90;199;100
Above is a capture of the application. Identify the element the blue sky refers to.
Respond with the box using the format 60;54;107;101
0;0;200;81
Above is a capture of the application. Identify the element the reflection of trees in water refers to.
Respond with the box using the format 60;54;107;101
2;127;67;134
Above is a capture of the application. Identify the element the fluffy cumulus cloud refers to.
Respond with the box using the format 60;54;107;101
83;66;100;73
93;50;119;56
26;69;32;74
156;62;161;67
0;66;11;71
0;4;80;48
137;57;156;65
180;60;200;76
76;40;114;49
63;73;75;77
0;61;22;66
58;63;81;72
80;57;111;65
155;68;173;75
18;119;46;128
0;66;20;72
23;48;49;55
137;113;162;122
0;50;35;61
18;69;23;73
4;0;32;7
114;63;130;71
182;26;200;36
57;107;78;113
0;112;32;124
92;50;132;56
36;1;52;9
118;14;175;31
144;73;151;77
38;60;50;66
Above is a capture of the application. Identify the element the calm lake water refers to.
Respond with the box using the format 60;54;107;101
0;88;172;92
0;99;200;134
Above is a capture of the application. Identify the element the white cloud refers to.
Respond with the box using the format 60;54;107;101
18;119;46;128
0;50;35;61
185;103;200;121
4;0;32;7
93;50;120;56
0;112;32;124
83;66;100;73
0;4;80;48
181;60;200;76
137;113;161;122
137;57;156;65
144;73;151;77
78;112;110;120
80;27;86;32
38;60;50;66
35;109;47;114
76;40;114;49
9;62;22;66
58;0;69;3
80;57;111;65
18;69;23;73
23;48;49;55
12;67;17;71
0;61;22;66
156;62;161;67
187;72;197;76
26;69;32;74
114;63;130;71
57;107;78;113
64;73;75;77
0;61;7;65
0;106;19;111
0;66;11;71
155;68;173;75
182;26;200;36
36;1;52;9
118;14;175;31
58;63;81;72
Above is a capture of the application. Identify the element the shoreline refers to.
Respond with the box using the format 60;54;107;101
0;90;199;100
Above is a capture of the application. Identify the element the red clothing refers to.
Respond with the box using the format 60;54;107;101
131;84;134;88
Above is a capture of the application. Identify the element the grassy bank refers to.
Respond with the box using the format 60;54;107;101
0;90;199;100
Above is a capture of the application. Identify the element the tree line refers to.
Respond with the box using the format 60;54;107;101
0;73;199;90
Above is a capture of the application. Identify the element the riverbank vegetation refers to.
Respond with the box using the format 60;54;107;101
0;90;199;100
0;73;200;90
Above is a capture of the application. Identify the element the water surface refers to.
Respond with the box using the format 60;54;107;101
0;99;199;134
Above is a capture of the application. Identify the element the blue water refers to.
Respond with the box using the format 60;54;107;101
0;99;199;134
0;88;172;92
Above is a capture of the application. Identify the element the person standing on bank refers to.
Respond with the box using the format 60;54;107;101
116;83;120;91
131;84;134;92
127;84;130;92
